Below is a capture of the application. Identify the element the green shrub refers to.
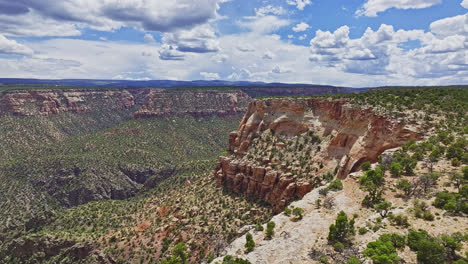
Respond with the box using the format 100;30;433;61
358;227;368;235
374;201;392;218
327;179;343;191
363;234;400;264
244;233;255;253
390;162;403;177
254;222;264;232
333;242;345;252
390;214;409;227
346;257;361;264
328;211;355;244
265;221;275;240
283;207;292;216
292;207;304;221
222;255;252;264
416;239;445;264
362;162;371;171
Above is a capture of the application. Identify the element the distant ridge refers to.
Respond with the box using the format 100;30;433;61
0;78;349;89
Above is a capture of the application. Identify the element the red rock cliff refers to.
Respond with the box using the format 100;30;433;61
213;98;425;211
0;89;250;118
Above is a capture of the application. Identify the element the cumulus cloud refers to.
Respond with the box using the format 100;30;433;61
310;26;349;49
0;34;33;55
308;18;468;81
356;0;441;17
292;22;310;32
430;13;468;37
462;0;468;9
241;15;290;34
286;0;312;11
143;34;155;43
162;25;220;54
255;5;286;16
0;0;225;36
200;71;220;80
159;45;185;61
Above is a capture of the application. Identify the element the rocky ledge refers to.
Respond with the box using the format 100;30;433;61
213;98;426;211
0;89;250;118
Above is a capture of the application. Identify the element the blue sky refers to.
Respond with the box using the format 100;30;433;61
0;0;467;87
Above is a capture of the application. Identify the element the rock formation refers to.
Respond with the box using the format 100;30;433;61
213;98;425;211
0;89;250;118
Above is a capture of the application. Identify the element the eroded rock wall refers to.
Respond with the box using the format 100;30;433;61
0;89;250;118
214;98;424;211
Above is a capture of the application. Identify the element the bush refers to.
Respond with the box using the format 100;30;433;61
390;162;403;177
380;233;406;249
327;179;343;191
292;207;304;221
360;169;385;207
407;229;430;251
362;162;371;171
254;222;264;232
265;221;275;240
416;239;445;264
374;201;392;218
333;242;345;252
346;257;361;264
358;227;368;235
396;179;413;197
222;255;252;264
283;207;292;216
363;234;400;264
433;192;468;214
244;233;255;253
328;211;355;244
390;214;409;227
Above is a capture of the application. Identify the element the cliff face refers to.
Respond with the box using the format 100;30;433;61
0;90;135;116
133;90;249;118
213;98;424;211
0;89;250;118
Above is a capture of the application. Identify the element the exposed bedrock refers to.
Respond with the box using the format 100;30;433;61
214;98;425;211
0;89;250;118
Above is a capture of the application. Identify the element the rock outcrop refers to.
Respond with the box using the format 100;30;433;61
213;98;425;211
0;89;250;118
133;90;249;118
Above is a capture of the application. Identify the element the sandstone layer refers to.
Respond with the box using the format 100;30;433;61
213;98;425;211
0;89;250;118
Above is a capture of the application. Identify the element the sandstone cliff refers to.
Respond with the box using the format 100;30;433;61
213;98;425;211
0;89;250;118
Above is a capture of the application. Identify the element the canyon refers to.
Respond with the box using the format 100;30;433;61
0;88;250;118
214;98;425;211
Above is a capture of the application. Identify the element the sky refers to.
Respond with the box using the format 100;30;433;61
0;0;467;87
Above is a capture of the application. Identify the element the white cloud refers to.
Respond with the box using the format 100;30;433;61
462;0;468;9
286;0;312;11
162;25;220;54
292;22;310;32
143;34;155;43
0;34;33;55
272;65;292;74
430;13;468;37
255;5;286;16
263;51;274;60
200;71;220;80
310;26;349;49
159;45;185;61
241;15;290;34
0;0;226;36
356;0;441;17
